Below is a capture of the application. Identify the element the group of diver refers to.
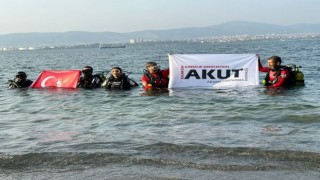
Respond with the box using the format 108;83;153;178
8;55;304;90
77;65;139;90
8;61;170;90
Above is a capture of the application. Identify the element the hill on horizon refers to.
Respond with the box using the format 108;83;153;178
1;21;320;47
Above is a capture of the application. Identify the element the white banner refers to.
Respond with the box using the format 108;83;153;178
168;54;259;88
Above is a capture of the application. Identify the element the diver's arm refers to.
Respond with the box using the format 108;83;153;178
257;55;269;72
141;75;153;90
141;75;148;87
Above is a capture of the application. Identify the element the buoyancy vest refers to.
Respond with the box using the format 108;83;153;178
8;79;33;89
78;74;102;88
264;66;295;87
105;74;132;90
143;70;169;88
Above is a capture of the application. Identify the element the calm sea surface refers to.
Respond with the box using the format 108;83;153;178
0;39;319;179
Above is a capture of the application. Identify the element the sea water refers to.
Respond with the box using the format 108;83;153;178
0;39;319;179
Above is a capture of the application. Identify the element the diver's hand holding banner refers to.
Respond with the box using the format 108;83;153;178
30;70;81;88
168;54;259;88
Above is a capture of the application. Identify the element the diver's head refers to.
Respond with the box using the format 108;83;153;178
267;56;282;70
82;66;93;76
145;61;159;74
15;71;27;82
111;66;122;79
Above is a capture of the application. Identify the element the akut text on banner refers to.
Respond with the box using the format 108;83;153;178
168;54;259;88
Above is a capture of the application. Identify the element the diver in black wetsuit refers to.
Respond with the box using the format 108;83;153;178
102;67;138;90
77;66;103;88
8;71;33;89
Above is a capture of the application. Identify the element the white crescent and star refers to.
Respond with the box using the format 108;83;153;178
40;76;56;87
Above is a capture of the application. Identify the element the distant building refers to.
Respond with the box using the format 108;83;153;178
129;37;143;44
129;39;135;44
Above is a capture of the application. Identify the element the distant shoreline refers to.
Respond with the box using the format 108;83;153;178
1;33;319;52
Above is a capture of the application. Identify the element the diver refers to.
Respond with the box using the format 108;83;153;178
102;67;138;90
258;54;304;86
260;55;295;87
8;71;33;89
141;61;169;90
77;66;103;88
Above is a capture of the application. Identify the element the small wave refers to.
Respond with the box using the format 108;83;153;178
1;143;319;171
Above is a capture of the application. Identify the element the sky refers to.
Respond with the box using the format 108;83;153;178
1;0;320;35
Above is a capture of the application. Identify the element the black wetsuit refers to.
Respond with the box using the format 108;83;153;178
77;74;102;88
8;79;33;89
104;74;138;90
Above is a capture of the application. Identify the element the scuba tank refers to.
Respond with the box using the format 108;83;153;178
285;64;304;86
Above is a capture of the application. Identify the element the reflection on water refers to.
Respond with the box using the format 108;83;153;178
140;88;170;96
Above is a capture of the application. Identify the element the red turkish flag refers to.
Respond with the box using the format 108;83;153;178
30;70;81;88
